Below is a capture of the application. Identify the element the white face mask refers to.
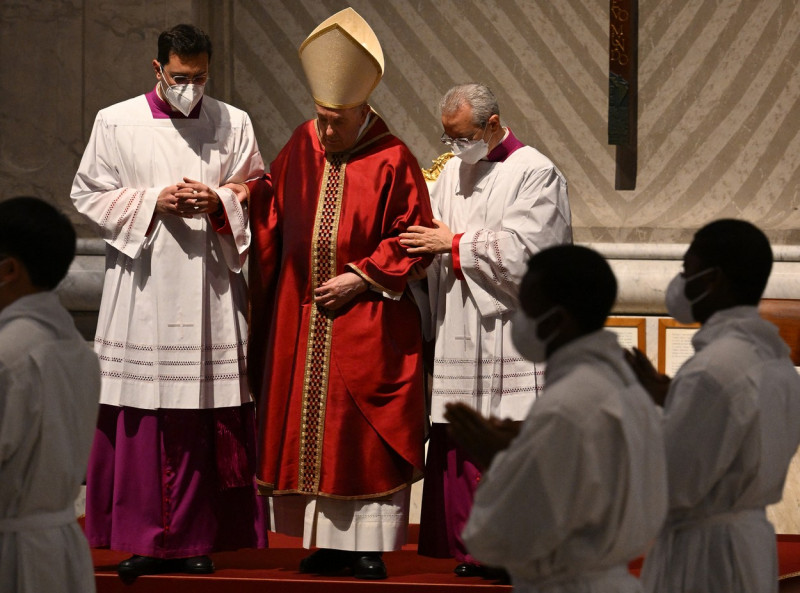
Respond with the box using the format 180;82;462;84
511;307;560;363
452;135;489;165
665;268;714;324
160;66;205;116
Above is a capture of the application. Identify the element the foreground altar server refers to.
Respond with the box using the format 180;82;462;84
247;7;433;580
448;245;668;593
0;197;101;593
401;82;572;576
627;219;800;593
71;23;267;578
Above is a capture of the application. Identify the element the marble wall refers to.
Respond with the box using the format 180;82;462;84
2;0;798;246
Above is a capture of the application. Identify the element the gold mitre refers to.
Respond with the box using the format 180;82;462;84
298;7;385;109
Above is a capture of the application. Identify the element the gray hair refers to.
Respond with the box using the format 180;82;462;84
439;83;500;127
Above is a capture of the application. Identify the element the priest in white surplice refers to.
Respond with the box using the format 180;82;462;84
401;83;572;575
0;197;101;593
71;24;266;579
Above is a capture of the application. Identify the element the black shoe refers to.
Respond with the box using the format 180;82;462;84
484;566;511;584
117;555;169;578
299;548;353;574
351;553;387;580
454;562;485;577
181;555;215;574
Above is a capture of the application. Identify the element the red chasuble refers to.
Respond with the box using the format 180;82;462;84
248;113;433;499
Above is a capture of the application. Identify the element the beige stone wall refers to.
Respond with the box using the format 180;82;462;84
2;0;797;245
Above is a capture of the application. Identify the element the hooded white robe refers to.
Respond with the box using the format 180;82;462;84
463;330;668;593
0;292;101;593
642;306;800;593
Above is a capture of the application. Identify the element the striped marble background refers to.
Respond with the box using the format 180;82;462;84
1;0;798;245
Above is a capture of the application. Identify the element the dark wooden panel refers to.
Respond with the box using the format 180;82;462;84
759;299;800;366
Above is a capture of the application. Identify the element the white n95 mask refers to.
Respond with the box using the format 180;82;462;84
160;67;205;116
452;138;489;165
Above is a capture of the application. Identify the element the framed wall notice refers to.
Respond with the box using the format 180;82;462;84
605;316;646;353
658;318;700;375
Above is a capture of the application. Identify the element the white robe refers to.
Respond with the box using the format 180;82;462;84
642;306;800;593
462;330;668;593
0;293;101;593
268;489;410;551
424;141;572;422
71;93;264;409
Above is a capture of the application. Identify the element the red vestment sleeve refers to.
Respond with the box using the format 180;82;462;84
344;147;435;294
209;207;232;234
246;174;276;405
452;233;464;280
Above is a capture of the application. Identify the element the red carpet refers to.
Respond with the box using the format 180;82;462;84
90;526;800;592
779;535;800;591
92;526;512;592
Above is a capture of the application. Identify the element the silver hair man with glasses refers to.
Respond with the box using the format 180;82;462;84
71;23;266;579
400;82;572;577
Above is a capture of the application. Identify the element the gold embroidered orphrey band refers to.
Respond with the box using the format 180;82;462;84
298;154;347;494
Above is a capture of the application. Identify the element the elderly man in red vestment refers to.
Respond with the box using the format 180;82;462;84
245;8;433;580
